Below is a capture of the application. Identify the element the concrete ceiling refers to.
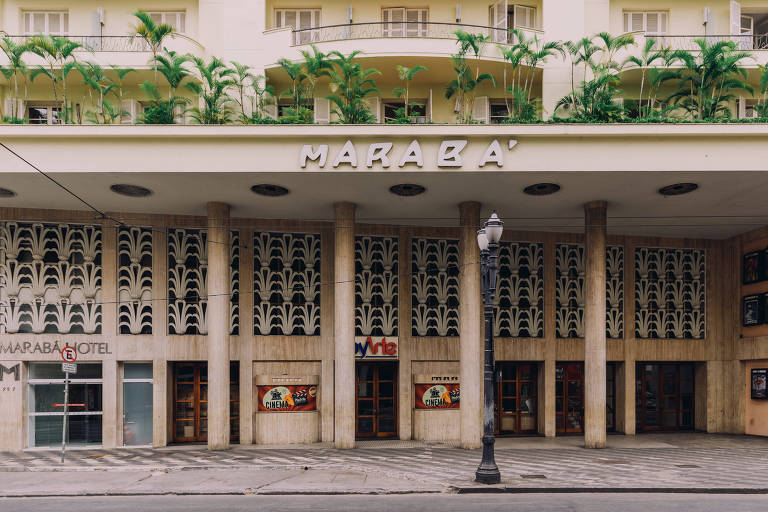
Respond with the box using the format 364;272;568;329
1;169;767;239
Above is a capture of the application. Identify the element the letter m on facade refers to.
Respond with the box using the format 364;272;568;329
0;363;20;381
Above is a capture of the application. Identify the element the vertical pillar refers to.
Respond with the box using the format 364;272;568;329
207;202;230;450
584;200;607;448
153;221;168;448
459;201;482;449
334;202;356;449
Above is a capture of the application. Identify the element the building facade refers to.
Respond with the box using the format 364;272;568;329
0;0;767;451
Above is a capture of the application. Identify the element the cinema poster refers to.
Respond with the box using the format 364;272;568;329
415;383;460;409
258;385;317;411
752;369;768;400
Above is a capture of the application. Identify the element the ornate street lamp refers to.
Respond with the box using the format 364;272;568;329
475;211;503;484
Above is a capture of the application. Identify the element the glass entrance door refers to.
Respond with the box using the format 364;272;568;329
355;362;397;438
636;363;695;431
496;362;537;434
556;363;584;434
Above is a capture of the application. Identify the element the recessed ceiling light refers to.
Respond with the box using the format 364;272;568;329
0;187;16;197
110;184;152;197
658;183;698;196
523;183;560;196
251;184;290;197
389;184;426;197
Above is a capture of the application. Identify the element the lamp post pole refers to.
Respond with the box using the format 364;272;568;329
475;212;503;485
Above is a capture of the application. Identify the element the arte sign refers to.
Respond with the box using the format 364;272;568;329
258;385;317;412
300;139;518;169
354;336;398;359
415;383;460;409
0;341;112;356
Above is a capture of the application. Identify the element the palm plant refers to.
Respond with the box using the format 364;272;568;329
109;66;136;124
277;57;308;114
228;61;257;121
756;64;768;118
446;30;496;123
0;38;30;120
555;69;623;122
78;62;119;124
393;64;427;120
594;32;635;71
301;45;332;102
326;50;380;124
623;38;666;117
133;10;194;86
155;49;191;99
665;39;753;120
28;35;83;123
138;80;185;124
185;56;236;124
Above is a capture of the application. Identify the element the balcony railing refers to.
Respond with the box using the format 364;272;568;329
290;21;543;47
643;34;768;51
1;35;151;52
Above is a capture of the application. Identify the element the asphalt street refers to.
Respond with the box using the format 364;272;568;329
1;494;767;512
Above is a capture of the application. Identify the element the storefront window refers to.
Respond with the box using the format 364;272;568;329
123;363;153;446
28;363;102;447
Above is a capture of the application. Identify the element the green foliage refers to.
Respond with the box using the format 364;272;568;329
446;31;496;123
393;64;427;121
555;69;624;122
326;50;380;124
77;62;119;124
0;37;30;120
133;10;175;86
138;80;187;124
185;56;235;124
27;34;83;122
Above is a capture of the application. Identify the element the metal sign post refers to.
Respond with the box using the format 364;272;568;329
59;345;78;464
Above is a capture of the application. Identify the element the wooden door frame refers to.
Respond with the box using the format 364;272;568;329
636;362;696;432
355;360;398;439
555;362;584;435
172;362;207;443
495;362;538;435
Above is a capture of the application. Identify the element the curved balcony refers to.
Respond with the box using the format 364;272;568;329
261;21;544;65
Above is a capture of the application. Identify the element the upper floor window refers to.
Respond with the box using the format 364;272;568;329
382;8;428;37
275;9;321;44
489;2;537;44
27;102;62;125
623;11;668;35
23;11;68;36
146;11;186;33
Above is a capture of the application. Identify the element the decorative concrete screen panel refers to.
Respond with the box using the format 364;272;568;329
555;244;624;339
230;230;239;336
634;248;705;339
411;238;459;337
118;227;152;334
355;236;398;337
495;242;544;338
168;228;208;335
0;222;102;334
252;232;321;336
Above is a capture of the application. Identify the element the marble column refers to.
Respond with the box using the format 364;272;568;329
584;200;607;448
207;202;230;450
334;202;356;449
459;201;482;449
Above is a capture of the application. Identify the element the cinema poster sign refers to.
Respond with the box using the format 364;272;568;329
355;336;398;359
258;384;317;412
415;383;460;409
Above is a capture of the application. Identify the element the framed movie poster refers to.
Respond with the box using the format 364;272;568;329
751;369;768;399
744;251;762;284
257;385;317;411
744;295;762;327
415;383;460;409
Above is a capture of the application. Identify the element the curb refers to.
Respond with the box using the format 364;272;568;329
0;489;448;498
452;486;768;495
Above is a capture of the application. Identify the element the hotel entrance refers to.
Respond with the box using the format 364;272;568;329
556;363;584;434
636;363;695;431
355;361;397;439
171;362;240;443
495;362;537;435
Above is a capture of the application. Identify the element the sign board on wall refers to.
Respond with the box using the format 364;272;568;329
415;383;460;409
257;385;317;412
355;336;398;359
752;369;768;400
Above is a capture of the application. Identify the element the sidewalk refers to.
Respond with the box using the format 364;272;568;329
2;434;768;496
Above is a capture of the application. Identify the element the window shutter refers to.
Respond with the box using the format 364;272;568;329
427;88;433;122
491;0;507;43
472;96;489;124
731;1;742;36
120;99;141;124
314;97;330;124
514;5;535;29
631;12;644;32
646;13;660;34
365;96;381;123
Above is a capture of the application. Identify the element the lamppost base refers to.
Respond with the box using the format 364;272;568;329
475;466;501;485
